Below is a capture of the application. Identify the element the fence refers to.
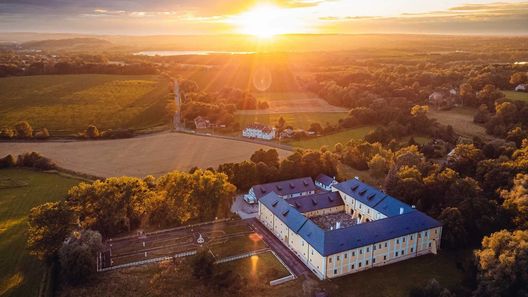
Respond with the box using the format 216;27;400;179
270;275;296;286
97;250;196;272
214;248;269;264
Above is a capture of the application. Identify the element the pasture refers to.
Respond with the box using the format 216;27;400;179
0;132;291;178
502;90;528;102
0;169;81;297
427;107;492;140
239;92;347;114
0;74;171;135
234;112;347;131
289;126;376;150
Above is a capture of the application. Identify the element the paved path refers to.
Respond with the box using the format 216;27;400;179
173;79;183;130
248;218;310;277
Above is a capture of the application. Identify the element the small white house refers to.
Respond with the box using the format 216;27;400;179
515;84;527;92
242;123;276;140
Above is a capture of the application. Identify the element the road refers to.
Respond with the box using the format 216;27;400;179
173;79;182;130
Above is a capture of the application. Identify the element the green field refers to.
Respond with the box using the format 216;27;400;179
290;126;376;149
502;90;528;102
0;169;81;297
234;112;347;131
0;74;171;135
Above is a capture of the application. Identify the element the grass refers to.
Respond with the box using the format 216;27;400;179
501;90;528;102
210;234;268;258
217;251;290;283
289;126;377;149
234;112;347;131
427;106;492;140
0;74;171;135
0;169;81;297
321;252;465;297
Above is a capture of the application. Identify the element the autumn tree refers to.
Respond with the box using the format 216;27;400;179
27;201;76;262
474;229;528;297
85;125;100;139
438;207;468;249
368;154;390;179
59;230;102;284
447;144;483;176
14;121;33;138
501;174;528;230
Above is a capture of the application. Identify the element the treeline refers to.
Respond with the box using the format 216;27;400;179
474;96;528;140
0;121;49;140
1;152;56;170
179;79;268;129
217;148;337;191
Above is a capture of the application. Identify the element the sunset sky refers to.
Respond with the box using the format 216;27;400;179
0;0;527;35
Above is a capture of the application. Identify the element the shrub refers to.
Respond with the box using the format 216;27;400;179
0;127;15;139
34;128;50;139
14;121;33;138
100;129;134;139
84;125;100;139
0;154;16;168
16;152;56;170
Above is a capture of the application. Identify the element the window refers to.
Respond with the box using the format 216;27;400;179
410;235;413;240
395;252;399;257
352;251;355;257
384;255;387;260
379;244;382;249
311;250;314;255
360;249;363;255
425;231;428;236
359;262;362;268
435;229;438;234
411;248;414;253
373;245;376;251
352;264;355;269
402;250;405;255
418;233;422;238
302;241;304;246
344;253;348;259
334;269;337;275
396;239;399;244
385;242;388;248
373;258;376;264
403;237;406;243
366;247;369;252
366;260;369;265
337;256;340;261
329;258;332;263
429;242;432;248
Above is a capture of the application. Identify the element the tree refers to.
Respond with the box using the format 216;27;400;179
250;149;279;168
308;122;323;135
510;72;527;86
447;144;483;176
474;229;528;297
34;128;50;139
0;127;15;139
191;250;215;280
0;154;16;168
14;121;33;138
368;154;389;179
277;117;286;130
27;201;76;262
85;125;100;139
501;174;528;230
59;230;102;285
438;207;468;249
410;279;455;297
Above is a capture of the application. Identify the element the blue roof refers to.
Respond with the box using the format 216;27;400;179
259;178;442;257
322;211;442;256
333;179;414;216
315;174;335;186
251;177;316;200
288;192;343;213
259;192;308;232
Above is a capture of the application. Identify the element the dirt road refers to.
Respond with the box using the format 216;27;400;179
0;132;290;178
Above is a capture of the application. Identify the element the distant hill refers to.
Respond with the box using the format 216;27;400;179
22;37;113;50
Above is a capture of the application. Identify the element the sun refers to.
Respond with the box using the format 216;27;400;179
231;4;302;38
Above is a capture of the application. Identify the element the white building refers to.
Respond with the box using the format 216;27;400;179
242;123;276;140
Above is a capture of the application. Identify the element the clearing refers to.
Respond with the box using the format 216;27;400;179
501;90;528;102
0;132;291;178
0;169;81;297
237;92;347;114
427;107;492;140
0;74;171;135
289;126;376;149
234;112;347;131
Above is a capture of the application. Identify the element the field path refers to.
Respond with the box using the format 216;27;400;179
0;133;290;178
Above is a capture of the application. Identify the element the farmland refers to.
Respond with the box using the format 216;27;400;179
234;112;347;131
240;92;347;114
289;126;376;149
0;74;171;135
0;132;291;178
0;169;81;297
502;90;528;102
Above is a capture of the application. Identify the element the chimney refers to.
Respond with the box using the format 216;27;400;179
399;207;404;215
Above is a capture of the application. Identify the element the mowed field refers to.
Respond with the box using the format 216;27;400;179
237;92;347;114
290;126;377;149
235;112;347;131
428;107;492;140
0;133;291;178
502;90;528;102
0;169;81;297
0;74;170;135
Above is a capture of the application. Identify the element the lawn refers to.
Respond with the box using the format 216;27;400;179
427;107;492;140
0;169;81;297
290;126;377;149
321;252;465;297
209;233;268;258
217;251;290;283
234;112;347;131
0;74;171;135
502;90;528;102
